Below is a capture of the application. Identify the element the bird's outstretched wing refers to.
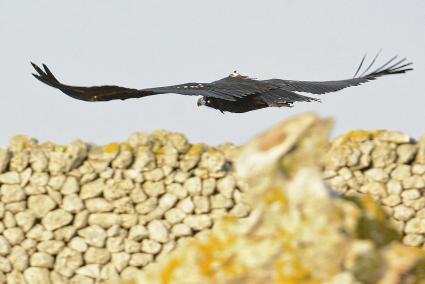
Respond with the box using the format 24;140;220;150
31;63;264;102
263;54;413;95
31;63;157;102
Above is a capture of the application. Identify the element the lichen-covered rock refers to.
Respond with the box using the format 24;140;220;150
134;114;425;284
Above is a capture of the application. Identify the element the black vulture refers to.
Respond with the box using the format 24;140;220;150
31;54;412;113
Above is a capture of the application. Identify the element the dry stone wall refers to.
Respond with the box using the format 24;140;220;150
0;131;249;284
2;124;425;283
324;130;425;247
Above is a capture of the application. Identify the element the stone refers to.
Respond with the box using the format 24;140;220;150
29;172;49;187
391;165;411;180
48;175;66;190
174;171;191;183
381;195;401;207
70;275;93;284
210;194;234;209
3;211;16;228
143;181;165;197
193;196;210;214
200;150;225;172
111;252;130;272
100;263;120;281
217;175;236;198
47;188;62;205
184;177;202;196
405;218;425;234
165;208;186;224
112;197;134;213
19;168;32;187
147;220;169;243
166;183;188;199
183;214;212;231
0;149;11;174
73;210;89;229
42;209;73;231
69;237;88;253
88;213;120;228
402;175;425;189
364;168;389;183
121;266;140;281
85;198;113;212
28;195;56;218
230;203;251;218
26;224;54;241
141;239;162;254
37;240;64;255
80;179;105;199
50;271;69;284
136;197;158;214
1;184;25;203
129;253;153;267
124;239;140;253
78;225;106;247
202;178;216;196
177;197;195;214
61;176;80;195
171;223;192;237
111;147;133;169
3;228;25;245
159;193;178;211
15;210;36;232
413;164;425;175
405;197;425;211
106;236;125;253
10;151;30;172
6;270;25;284
30;252;54;268
120;214;138;228
23;267;51;284
129;185;147;203
144;168;164;181
62;194;84;213
401;189;421;200
403;234;424;246
0;171;20;184
54;225;77;241
21;238;37;254
387;180;402;195
0;256;11;273
128;225;149;241
397;144;417;164
9;246;28;271
76;264;100;279
358;182;386;197
84;247;110;264
55;248;83;277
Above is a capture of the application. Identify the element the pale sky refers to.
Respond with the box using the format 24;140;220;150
1;1;424;146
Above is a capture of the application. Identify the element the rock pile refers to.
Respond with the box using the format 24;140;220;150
323;130;425;247
0;131;249;283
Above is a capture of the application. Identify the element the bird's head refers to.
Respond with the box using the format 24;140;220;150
197;96;212;108
229;70;241;78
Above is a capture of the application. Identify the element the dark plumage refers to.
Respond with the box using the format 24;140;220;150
31;54;413;113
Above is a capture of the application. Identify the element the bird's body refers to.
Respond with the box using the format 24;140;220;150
31;54;412;113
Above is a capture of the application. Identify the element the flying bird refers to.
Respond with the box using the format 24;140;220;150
31;54;412;113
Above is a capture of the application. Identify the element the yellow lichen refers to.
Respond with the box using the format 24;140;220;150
187;144;205;156
103;143;120;153
161;258;182;284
